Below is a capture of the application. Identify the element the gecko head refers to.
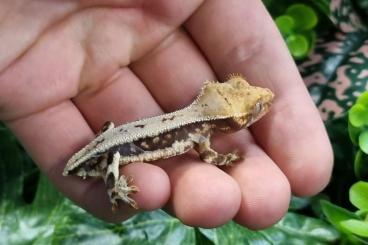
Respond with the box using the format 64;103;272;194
62;136;108;178
197;75;274;128
244;86;274;127
228;83;274;128
63;121;118;177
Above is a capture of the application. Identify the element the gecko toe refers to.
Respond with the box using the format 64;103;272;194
109;175;140;210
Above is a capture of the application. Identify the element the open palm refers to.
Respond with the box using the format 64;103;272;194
0;0;332;228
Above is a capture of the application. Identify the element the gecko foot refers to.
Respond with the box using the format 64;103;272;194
200;150;241;166
109;175;139;212
223;151;242;166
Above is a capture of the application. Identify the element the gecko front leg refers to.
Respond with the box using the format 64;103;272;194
194;135;241;166
104;151;139;211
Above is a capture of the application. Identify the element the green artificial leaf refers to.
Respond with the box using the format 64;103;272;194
356;209;368;220
200;213;339;245
349;104;368;128
194;228;214;245
357;91;368;107
275;15;295;35
268;2;328;61
354;150;368;180
349;120;362;145
340;219;368;237
321;200;360;234
60;209;197;245
359;130;368;154
350;181;368;210
286;34;310;59
286;4;318;30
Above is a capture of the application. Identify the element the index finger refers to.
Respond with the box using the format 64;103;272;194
184;0;333;195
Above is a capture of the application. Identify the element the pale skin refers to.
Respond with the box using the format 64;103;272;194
0;0;333;229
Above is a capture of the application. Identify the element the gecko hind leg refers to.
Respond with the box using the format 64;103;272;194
104;151;139;211
194;136;241;166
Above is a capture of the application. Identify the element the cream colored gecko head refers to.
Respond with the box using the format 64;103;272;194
195;74;274;128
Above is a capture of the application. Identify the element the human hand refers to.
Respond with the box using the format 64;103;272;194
0;0;332;229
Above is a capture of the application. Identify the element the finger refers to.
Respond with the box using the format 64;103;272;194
185;0;333;196
131;29;290;228
6;101;170;222
211;131;290;229
159;154;241;228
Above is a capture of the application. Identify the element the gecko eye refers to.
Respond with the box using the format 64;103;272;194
254;101;263;115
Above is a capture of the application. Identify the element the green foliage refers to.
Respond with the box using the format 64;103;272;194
318;92;368;244
359;130;368;154
275;3;318;59
354;150;368;180
319;94;368;244
286;4;318;31
285;34;310;59
320;91;368;244
349;103;368;128
320;181;368;243
340;220;368;238
287;0;368;242
0;123;339;244
348;92;368;179
275;15;294;35
350;181;368;211
321;200;360;234
200;213;339;244
263;0;330;17
268;1;325;60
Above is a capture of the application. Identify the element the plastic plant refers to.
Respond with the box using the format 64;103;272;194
349;91;368;179
275;3;318;59
321;182;368;244
320;92;368;244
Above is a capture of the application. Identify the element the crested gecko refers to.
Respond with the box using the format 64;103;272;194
63;74;274;210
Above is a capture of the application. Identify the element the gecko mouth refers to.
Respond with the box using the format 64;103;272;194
246;101;272;127
63;154;105;176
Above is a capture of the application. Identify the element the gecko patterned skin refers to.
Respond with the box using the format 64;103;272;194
63;75;274;210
